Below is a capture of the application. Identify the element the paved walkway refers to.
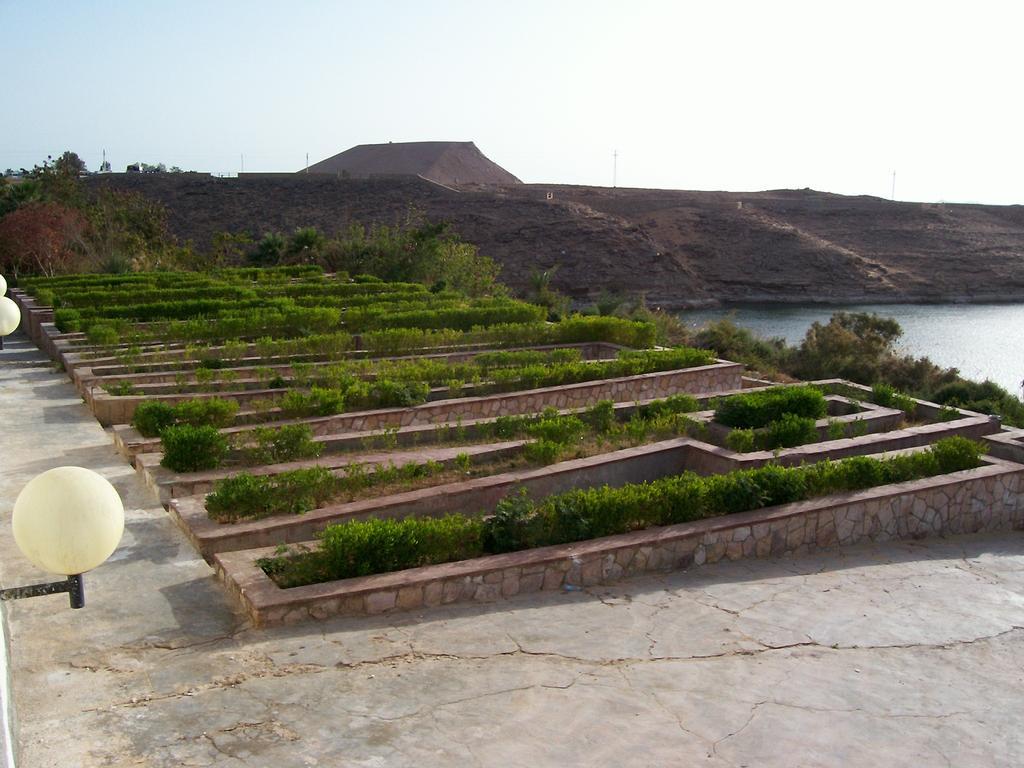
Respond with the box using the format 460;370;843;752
1;331;1023;767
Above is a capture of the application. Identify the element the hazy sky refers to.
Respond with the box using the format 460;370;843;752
4;0;1022;203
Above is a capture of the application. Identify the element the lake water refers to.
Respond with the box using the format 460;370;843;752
680;303;1024;397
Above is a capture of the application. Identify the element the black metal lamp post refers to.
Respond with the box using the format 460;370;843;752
0;467;124;611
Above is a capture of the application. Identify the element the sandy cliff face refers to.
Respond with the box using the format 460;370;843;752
87;175;1024;307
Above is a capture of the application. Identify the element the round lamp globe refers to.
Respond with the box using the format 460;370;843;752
0;273;7;297
0;296;20;336
12;467;125;576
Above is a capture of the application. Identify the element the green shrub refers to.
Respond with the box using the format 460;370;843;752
827;419;846;440
160;425;228;472
725;428;756;452
54;308;82;332
206;467;337;522
584;400;616;434
131;401;176;437
937;405;961;422
245;424;322;465
86;323;120;346
310;515;484;582
173;398;239;428
103;381;139;396
929;435;985;473
871;383;917;415
279;387;346;418
523;439;564;465
758;414;819;450
372;379;431;408
526;414;586;445
714;385;827;429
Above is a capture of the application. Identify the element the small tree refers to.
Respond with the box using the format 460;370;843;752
0;201;90;277
286;227;325;263
251;232;286;266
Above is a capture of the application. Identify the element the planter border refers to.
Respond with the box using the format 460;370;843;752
214;455;1024;626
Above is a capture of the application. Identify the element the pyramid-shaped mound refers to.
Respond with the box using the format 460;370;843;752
302;141;521;186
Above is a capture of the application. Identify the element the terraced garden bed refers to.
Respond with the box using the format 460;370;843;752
213;443;1024;625
12;269;1016;628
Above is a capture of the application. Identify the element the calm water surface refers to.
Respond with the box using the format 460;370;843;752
680;303;1024;397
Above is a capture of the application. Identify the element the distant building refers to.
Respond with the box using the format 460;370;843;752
301;141;521;187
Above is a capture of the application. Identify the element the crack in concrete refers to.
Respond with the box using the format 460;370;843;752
89;624;1024;713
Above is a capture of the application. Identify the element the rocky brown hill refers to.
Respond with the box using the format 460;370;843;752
86;174;1024;308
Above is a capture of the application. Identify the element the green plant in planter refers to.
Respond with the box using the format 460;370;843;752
280;387;345;418
871;383;917;416
714;386;827;429
758;414;818;450
160;425;228;472
173;398;239;428
86;323;120;346
245;424;322;465
937;405;961;422
524;439;563;465
585;400;616;434
725;428;756;453
132;401;177;437
103;381;139;396
827;419;846;440
194;366;217;390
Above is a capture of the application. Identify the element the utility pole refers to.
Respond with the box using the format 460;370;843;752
306;153;309;173
240;154;244;174
613;149;618;188
891;170;896;200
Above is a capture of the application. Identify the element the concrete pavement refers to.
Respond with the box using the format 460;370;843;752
1;331;1023;767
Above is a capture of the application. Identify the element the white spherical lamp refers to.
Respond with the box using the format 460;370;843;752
12;466;124;576
0;295;19;336
0;273;7;296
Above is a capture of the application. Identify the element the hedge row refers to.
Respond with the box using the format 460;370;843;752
259;437;984;587
714;385;827;428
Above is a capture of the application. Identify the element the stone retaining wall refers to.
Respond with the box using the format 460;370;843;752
112;359;742;442
171;437;697;558
214;457;1024;626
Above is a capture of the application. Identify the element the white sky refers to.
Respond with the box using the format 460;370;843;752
4;0;1022;203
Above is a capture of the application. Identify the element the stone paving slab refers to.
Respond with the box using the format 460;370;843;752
2;332;1024;767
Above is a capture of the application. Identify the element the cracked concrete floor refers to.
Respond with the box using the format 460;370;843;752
2;333;1024;767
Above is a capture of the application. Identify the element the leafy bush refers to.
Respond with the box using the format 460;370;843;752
53;308;82;332
245;424;322;465
725;428;756;452
827;419;846;440
85;323;120;345
303;515;484;583
523;439;564;465
279;387;346;418
871;383;917;415
714;386;827;429
206;467;337;522
526;414;586;445
372;379;431;408
131;401;176;437
758;414;819;450
160;425;228;472
103;380;139;396
585;400;616;434
173;398;239;428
